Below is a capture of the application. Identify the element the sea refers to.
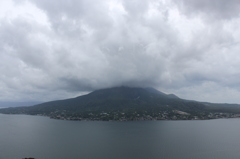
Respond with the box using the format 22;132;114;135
0;114;240;159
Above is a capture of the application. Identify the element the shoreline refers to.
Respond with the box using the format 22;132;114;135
1;113;239;122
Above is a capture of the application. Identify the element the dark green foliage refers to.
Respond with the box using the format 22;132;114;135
203;102;240;113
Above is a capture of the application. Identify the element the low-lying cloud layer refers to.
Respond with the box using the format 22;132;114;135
1;0;240;105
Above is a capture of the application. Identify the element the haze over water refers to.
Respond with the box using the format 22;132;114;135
0;114;240;159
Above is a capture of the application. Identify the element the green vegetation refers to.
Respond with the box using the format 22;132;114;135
1;87;240;121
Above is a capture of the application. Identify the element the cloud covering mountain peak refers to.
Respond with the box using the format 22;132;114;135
1;0;240;104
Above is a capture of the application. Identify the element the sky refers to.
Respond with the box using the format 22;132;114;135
1;0;240;106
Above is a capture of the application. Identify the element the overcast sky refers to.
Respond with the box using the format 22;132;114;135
1;0;240;106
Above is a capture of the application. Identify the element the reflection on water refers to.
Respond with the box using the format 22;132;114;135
0;114;240;159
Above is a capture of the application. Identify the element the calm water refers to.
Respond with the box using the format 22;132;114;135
0;114;240;159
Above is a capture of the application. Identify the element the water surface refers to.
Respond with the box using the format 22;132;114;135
0;114;240;159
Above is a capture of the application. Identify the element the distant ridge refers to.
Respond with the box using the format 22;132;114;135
0;86;240;121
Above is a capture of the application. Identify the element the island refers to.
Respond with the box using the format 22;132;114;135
1;87;240;121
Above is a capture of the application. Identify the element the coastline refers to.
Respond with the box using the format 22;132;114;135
1;112;239;122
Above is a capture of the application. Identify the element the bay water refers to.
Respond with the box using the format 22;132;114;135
0;114;240;159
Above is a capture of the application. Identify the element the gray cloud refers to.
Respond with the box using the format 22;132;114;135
175;0;240;20
1;0;240;105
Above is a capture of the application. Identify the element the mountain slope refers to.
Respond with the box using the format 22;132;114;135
0;87;238;120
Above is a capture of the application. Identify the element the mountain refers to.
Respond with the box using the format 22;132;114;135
144;87;179;99
0;86;239;121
